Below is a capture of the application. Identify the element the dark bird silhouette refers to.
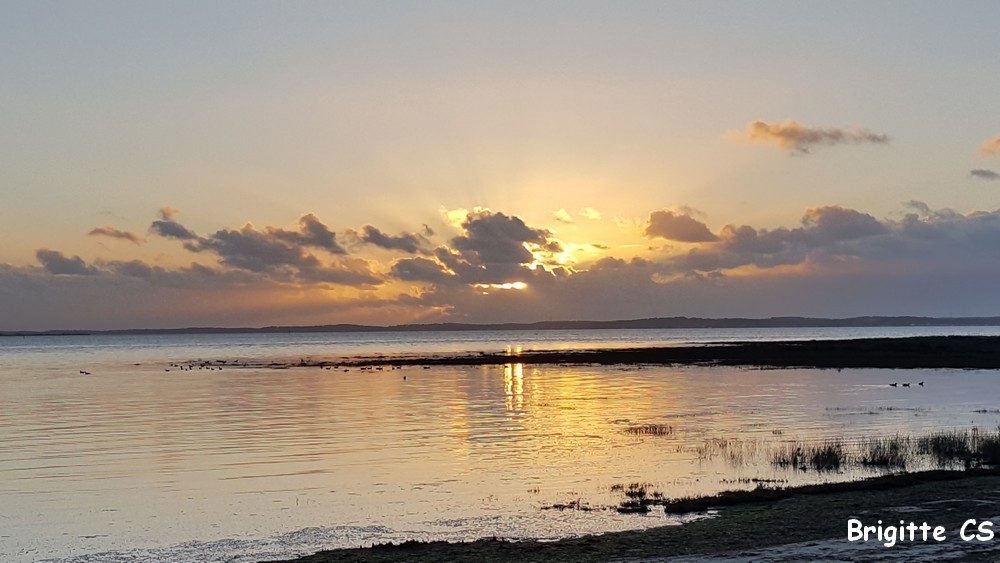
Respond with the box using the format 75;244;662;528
918;381;924;386
890;382;898;387
902;383;910;387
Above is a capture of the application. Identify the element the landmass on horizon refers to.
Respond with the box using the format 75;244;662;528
5;315;1000;337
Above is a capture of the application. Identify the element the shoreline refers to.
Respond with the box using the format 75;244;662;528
272;469;1000;562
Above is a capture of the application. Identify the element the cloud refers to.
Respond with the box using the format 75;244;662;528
105;259;160;278
356;225;427;254
150;214;199;240
186;224;377;286
971;169;1000;181
158;206;180;220
35;249;99;275
269;213;346;254
980;136;1000;156
579;207;602;220
147;210;378;287
452;209;556;265
553;209;575;224
0;260;412;331
800;205;887;241
88;225;143;244
731;119;890;154
13;201;1000;330
390;257;456;284
643;209;718;242
388;209;568;288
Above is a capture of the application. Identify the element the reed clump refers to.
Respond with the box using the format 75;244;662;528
698;427;1000;473
625;424;674;436
858;435;910;469
772;440;846;471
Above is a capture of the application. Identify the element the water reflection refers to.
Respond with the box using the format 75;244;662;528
504;363;524;412
6;355;1000;562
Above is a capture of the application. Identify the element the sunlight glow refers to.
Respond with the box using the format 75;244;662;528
475;282;528;290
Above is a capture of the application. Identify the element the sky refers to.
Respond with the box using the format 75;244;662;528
2;1;1000;330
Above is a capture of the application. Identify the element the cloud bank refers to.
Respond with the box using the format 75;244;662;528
6;201;1000;330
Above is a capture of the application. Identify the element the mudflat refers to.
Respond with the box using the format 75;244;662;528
272;471;1000;562
239;335;1000;370
393;335;1000;370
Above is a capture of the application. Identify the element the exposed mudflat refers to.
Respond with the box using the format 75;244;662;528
272;471;1000;562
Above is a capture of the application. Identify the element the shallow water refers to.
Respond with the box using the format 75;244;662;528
3;328;1000;562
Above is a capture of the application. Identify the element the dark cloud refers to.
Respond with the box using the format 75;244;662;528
269;213;345;254
35;249;99;275
800;205;887;242
391;257;456;284
150;219;199;240
643;210;718;242
733;120;890;154
452;210;554;265
106;260;159;278
149;206;199;240
147;210;374;287
194;224;315;272
0;261;406;331
297;260;383;286
662;206;889;273
401;210;567;287
88;226;143;244
358;225;426;254
971;169;1000;181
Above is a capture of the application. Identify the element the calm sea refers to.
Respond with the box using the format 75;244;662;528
4;327;1000;562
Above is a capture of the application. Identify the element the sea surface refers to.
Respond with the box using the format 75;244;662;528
4;326;1000;562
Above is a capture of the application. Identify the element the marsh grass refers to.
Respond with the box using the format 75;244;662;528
772;441;846;471
916;427;1000;468
696;437;763;465
699;427;1000;473
858;435;910;469
608;482;665;513
625;424;674;436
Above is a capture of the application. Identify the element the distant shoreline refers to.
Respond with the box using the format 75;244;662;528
5;315;1000;337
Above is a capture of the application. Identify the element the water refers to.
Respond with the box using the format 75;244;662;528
3;327;1000;562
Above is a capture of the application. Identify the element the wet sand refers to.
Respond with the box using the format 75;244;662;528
272;471;1000;562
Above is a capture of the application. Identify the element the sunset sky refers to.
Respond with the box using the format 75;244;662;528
3;2;1000;330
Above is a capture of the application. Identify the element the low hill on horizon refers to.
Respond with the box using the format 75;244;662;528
5;315;1000;337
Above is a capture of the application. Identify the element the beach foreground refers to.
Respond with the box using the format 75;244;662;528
274;471;1000;562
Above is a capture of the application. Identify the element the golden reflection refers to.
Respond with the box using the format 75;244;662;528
503;344;523;356
504;363;524;412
